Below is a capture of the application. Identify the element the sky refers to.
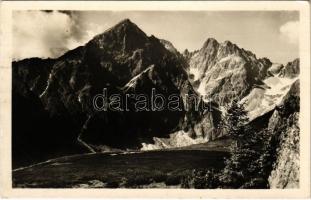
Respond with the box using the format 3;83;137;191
13;11;299;64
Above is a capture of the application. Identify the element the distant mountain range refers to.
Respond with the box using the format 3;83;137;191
12;19;299;170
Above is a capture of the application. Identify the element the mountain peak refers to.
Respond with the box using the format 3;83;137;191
206;37;218;42
202;38;219;50
204;37;219;44
223;40;233;46
92;18;147;40
221;40;240;50
279;58;299;78
89;18;148;53
292;58;299;65
115;18;135;27
109;18;144;34
217;40;243;57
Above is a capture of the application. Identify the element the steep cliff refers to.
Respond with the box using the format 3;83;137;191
188;38;272;105
268;80;300;188
279;58;299;78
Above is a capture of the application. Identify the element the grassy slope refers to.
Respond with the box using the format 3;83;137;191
13;138;231;188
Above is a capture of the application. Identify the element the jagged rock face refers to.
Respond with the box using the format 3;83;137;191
279;58;299;78
12;19;219;153
160;39;179;55
78;20;204;148
268;63;284;75
12;58;56;97
268;80;300;188
39;19;190;115
85;20;179;85
268;80;299;134
268;113;299;188
182;49;198;63
188;38;272;105
12;57;90;167
241;58;299;120
36;46;87;116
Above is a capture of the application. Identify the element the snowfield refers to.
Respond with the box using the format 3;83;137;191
142;71;298;150
242;75;298;120
141;130;209;151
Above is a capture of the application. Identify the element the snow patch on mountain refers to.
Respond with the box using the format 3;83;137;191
218;55;243;64
268;63;284;75
141;130;209;150
39;72;53;98
189;67;201;81
122;65;155;91
197;78;208;96
241;75;298;120
160;39;179;55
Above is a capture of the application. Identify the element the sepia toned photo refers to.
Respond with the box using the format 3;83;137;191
0;1;310;198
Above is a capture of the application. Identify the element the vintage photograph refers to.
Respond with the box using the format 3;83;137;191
10;10;301;189
0;2;309;197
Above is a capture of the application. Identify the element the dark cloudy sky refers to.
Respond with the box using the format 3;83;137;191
13;11;299;64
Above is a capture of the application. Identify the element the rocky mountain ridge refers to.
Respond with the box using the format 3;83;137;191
187;38;273;106
12;19;300;175
12;19;220;165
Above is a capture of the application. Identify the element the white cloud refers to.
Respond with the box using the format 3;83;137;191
13;11;103;60
280;21;299;44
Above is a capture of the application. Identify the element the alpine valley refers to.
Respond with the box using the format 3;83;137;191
12;19;300;189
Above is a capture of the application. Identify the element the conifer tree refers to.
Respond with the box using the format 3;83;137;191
219;99;262;188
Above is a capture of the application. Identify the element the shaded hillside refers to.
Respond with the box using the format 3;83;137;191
12;19;220;166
